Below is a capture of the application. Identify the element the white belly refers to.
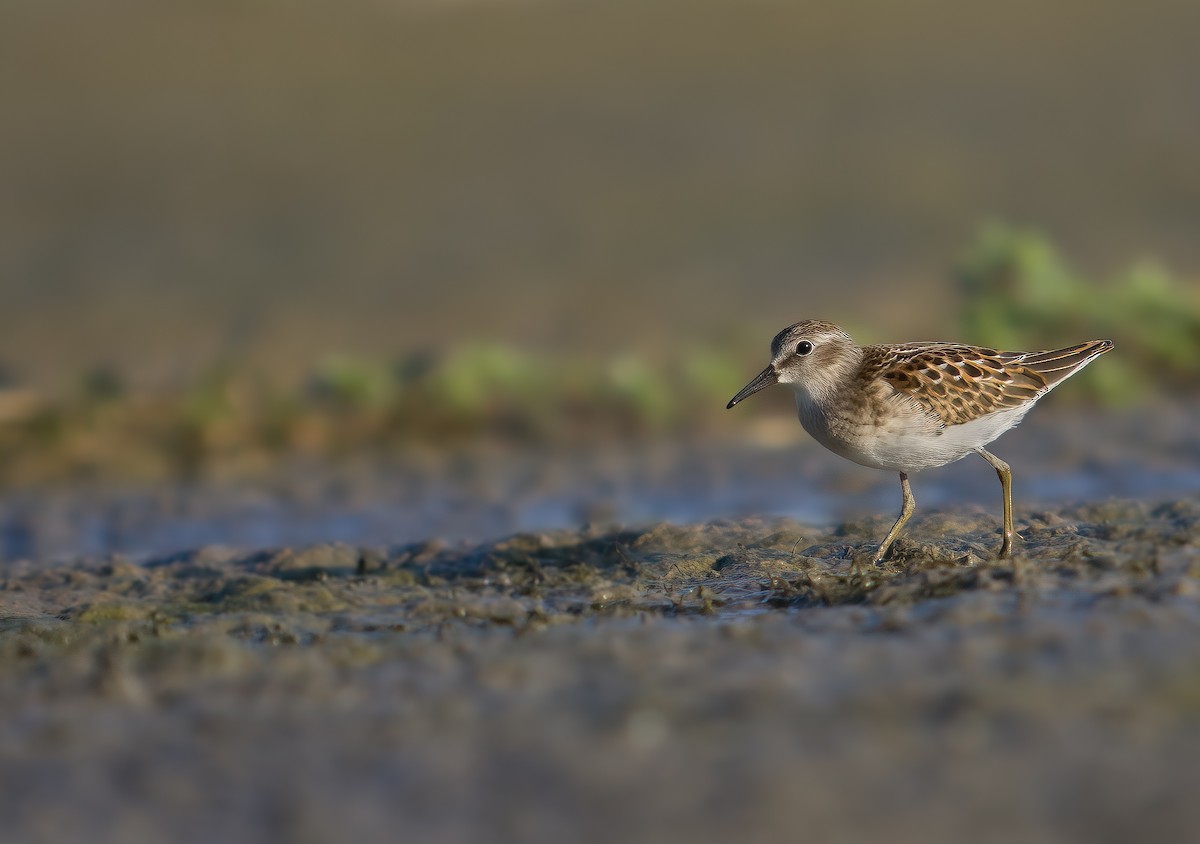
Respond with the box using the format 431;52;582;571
796;394;1035;473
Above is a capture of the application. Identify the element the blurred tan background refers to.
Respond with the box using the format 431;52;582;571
3;0;1198;392
5;7;1200;842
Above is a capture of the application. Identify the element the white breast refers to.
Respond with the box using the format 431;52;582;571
795;391;1037;474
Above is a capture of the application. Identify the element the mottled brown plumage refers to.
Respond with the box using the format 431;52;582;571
727;320;1114;568
865;340;1111;427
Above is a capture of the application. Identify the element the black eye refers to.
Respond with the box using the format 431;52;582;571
796;341;813;356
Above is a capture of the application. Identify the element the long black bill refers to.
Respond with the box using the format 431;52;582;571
726;364;778;409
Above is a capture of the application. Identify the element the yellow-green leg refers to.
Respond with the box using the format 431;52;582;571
976;447;1013;557
871;472;915;566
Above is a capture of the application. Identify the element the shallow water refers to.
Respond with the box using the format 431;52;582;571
0;402;1198;843
1;400;1196;563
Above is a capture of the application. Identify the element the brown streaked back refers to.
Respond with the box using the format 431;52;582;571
867;339;1113;427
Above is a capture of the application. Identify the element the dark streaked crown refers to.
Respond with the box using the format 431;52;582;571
769;320;853;359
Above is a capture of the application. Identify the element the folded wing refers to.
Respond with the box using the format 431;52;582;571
867;339;1113;427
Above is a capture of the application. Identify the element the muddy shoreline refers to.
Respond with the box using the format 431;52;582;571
1;498;1198;842
2;397;1197;565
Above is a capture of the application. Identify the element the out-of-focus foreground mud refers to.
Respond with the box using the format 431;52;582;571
1;499;1198;843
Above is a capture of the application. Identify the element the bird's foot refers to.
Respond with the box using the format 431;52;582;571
869;543;894;569
997;530;1019;559
847;549;883;580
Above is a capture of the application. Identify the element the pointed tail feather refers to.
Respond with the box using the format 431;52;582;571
1019;339;1113;387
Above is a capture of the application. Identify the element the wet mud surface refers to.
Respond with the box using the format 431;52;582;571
2;398;1197;563
2;498;1199;842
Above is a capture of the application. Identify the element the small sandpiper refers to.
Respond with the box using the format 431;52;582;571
727;320;1113;566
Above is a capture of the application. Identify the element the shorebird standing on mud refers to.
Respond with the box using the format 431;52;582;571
727;320;1113;567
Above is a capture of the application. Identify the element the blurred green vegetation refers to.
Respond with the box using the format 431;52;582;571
0;227;1195;486
0;344;741;485
958;223;1200;401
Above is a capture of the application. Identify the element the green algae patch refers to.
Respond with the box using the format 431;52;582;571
205;576;350;615
263;544;363;580
71;601;153;625
208;575;288;602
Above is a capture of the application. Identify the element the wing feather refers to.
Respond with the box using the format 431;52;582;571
865;340;1111;427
